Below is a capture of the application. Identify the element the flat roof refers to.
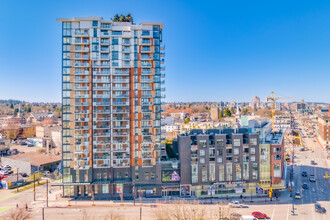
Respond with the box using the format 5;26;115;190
7;152;61;166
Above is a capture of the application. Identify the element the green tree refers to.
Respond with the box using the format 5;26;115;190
126;13;133;22
119;14;126;22
230;107;235;115
10;103;14;109
224;108;231;117
13;108;19;116
219;109;223;120
113;14;120;22
29;172;43;183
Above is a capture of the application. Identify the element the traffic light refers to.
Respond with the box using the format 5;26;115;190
269;192;272;198
326;174;328;179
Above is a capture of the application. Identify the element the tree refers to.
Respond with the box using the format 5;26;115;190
29;172;43;183
126;13;133;22
242;108;248;115
230;107;235;115
8;207;31;220
13;108;19;116
224;108;231;117
113;14;120;22
119;14;125;22
4;127;19;141
22;127;36;138
10;103;14;109
184;117;190;124
219;109;223;120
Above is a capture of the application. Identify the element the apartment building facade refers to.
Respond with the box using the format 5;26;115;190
173;128;285;198
318;114;330;157
57;17;165;198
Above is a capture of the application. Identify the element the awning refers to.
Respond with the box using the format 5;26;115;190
258;183;285;190
51;182;90;186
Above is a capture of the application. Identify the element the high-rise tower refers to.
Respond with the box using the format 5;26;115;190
57;17;165;198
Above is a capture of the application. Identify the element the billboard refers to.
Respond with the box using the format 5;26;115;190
161;170;180;182
27;138;43;147
180;185;191;196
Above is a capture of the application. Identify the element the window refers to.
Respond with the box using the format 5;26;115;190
250;138;257;146
92;21;98;27
243;156;249;162
274;147;281;153
243;163;249;180
217;149;222;156
201;166;208;183
274;155;281;160
209;148;215;157
199;149;205;156
233;148;239;155
226;148;232;154
209;164;215;182
102;184;109;194
244;148;249;153
192;164;198;183
233;157;239;163
145;172;149;181
226;163;232;181
200;158;205;164
199;140;207;147
274;163;281;177
217;157;223;163
216;139;225;147
252;163;258;179
233;139;240;146
235;164;241;181
250;148;255;154
219;165;225;181
251;155;256;162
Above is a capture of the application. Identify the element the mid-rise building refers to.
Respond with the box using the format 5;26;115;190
210;107;220;121
317;110;330;156
57;17;165;198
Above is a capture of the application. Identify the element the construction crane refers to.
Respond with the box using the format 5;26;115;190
266;91;296;130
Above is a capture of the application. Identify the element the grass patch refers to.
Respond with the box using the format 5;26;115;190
17;180;46;192
0;206;11;212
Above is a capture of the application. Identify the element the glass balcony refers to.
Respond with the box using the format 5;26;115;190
141;70;152;75
122;48;130;53
141;55;152;60
74;94;89;98
74;86;90;90
93;102;110;106
113;124;129;129
112;109;129;113
74;62;90;67
75;133;90;138
74;47;89;52
112;132;129;136
73;39;89;44
112;86;129;90
113;117;129;121
141;78;152;83
93;94;110;98
93;116;110;121
141;63;152;67
112;94;129;98
74;54;89;59
74;118;90;122
114;70;129;75
113;102;129;106
74;70;89;75
141;86;152;90
93;70;110;75
93;63;110;68
74;30;89;36
122;55;131;60
93;86;110;91
94;132;111;137
100;40;110;45
93;79;110;83
100;32;110;37
112;79;129;83
141;102;153;106
94;109;111;114
74;78;90;83
75;126;90;130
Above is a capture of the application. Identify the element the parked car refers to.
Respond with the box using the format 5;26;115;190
309;176;316;182
252;212;267;219
20;173;28;177
315;203;326;213
240;216;257;220
302;183;309;189
311;160;317;165
301;171;308;177
28;144;33;147
295;192;301;199
230;201;243;208
20;142;27;146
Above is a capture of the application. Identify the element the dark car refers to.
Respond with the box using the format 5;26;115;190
301;171;308;177
20;142;27;146
302;183;309;189
315;203;326;213
20;173;28;177
27;144;33;147
311;160;317;165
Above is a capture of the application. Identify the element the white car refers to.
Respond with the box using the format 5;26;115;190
230;201;243;208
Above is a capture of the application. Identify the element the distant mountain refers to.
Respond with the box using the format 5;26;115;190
0;99;23;105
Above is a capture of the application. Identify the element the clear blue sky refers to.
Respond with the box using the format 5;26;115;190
1;0;330;103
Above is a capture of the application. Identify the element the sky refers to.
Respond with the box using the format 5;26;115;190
1;0;330;103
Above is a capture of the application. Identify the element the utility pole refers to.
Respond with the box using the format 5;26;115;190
33;174;36;201
42;207;44;220
140;207;142;220
46;179;48;208
270;176;273;201
16;168;19;192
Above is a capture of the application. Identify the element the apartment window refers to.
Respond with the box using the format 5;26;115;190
76;170;80;182
274;155;281;160
217;157;223;163
192;164;198;183
252;163;258;180
243;156;249;162
217;149;223;156
243;163;249;180
201;166;208;183
233;157;239;163
274;163;281;178
199;140;207;148
226;163;232;181
274;147;281;153
216;139;225;147
235;164;241;181
226;148;232;154
209;164;215;182
244;148;249;153
209;148;215;157
92;21;98;27
200;158;205;164
251;155;256;162
219;164;225;181
84;173;88;182
233;139;240;146
199;149;205;156
250;148;256;154
233;148;239;155
145;172;149;181
250;138;257;146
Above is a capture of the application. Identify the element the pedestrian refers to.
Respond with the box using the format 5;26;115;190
25;203;28;211
16;204;18;208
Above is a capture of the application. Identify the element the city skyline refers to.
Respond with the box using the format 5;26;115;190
1;0;330;103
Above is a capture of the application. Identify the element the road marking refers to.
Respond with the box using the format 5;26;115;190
0;206;11;213
271;201;277;220
0;193;18;202
286;204;290;220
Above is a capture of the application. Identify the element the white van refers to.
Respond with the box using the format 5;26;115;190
240;216;257;220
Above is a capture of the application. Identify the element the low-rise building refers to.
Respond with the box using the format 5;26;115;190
0;152;61;175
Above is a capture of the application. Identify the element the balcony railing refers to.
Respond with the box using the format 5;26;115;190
74;78;89;83
74;86;90;90
114;70;129;75
93;71;110;75
112;86;129;90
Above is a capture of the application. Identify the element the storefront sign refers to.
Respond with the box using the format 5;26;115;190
180;185;191;196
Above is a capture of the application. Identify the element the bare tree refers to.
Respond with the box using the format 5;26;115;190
22;127;35;138
4;126;19;141
7;207;31;220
